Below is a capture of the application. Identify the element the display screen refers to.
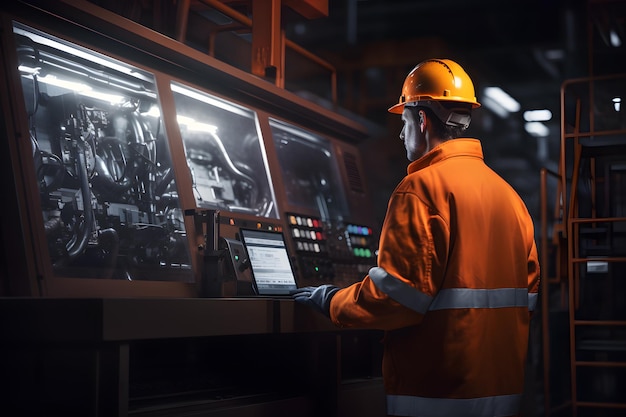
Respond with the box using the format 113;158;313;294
269;118;350;221
239;228;298;295
171;82;278;219
13;23;193;282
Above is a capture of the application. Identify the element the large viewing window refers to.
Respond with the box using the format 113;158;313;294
269;118;349;221
14;22;193;282
171;82;278;219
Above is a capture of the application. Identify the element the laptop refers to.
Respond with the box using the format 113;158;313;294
238;228;299;296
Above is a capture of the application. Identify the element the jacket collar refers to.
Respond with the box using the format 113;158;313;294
407;138;484;175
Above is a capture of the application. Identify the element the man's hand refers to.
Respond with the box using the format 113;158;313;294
290;285;340;317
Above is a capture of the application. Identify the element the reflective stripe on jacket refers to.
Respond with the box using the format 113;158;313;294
329;139;540;417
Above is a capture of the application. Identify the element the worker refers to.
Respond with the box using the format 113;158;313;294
291;58;541;417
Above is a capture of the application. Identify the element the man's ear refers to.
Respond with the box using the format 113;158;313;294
418;110;426;131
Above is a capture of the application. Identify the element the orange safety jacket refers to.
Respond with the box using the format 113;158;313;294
329;139;540;417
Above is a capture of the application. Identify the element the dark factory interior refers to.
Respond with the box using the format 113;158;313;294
1;1;625;416
102;0;625;227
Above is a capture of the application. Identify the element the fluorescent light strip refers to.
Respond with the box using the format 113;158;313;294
484;87;520;113
176;115;218;133
35;74;125;104
523;109;552;122
481;96;509;118
525;122;549;137
13;25;150;80
170;82;251;117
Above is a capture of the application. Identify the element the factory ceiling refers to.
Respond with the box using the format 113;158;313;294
84;0;626;137
283;0;624;123
278;0;626;223
46;0;626;222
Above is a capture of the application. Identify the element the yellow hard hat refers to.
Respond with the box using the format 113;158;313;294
388;59;481;115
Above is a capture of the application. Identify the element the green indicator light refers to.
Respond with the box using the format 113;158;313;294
315;266;319;272
234;255;239;261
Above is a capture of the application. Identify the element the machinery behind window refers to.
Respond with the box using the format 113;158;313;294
171;82;277;219
9;21;378;294
16;24;192;282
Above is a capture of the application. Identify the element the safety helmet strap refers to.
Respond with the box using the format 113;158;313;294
405;100;472;129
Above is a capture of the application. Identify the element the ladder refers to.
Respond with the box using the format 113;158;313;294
561;73;626;417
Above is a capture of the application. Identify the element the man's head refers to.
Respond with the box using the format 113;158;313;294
389;59;480;161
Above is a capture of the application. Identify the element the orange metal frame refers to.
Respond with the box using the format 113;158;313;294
559;73;626;417
175;0;337;103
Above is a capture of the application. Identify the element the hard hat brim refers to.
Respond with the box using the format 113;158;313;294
388;98;481;115
387;102;404;114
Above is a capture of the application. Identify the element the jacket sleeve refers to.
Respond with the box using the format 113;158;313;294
329;190;450;330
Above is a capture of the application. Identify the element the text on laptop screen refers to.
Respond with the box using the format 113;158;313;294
239;229;298;295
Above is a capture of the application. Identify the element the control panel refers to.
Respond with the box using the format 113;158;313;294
285;212;377;286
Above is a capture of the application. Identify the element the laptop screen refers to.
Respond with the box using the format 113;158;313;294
239;228;298;295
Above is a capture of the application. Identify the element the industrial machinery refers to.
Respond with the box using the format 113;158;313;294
2;8;378;297
0;3;386;416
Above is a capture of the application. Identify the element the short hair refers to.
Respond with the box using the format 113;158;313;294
406;104;471;140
